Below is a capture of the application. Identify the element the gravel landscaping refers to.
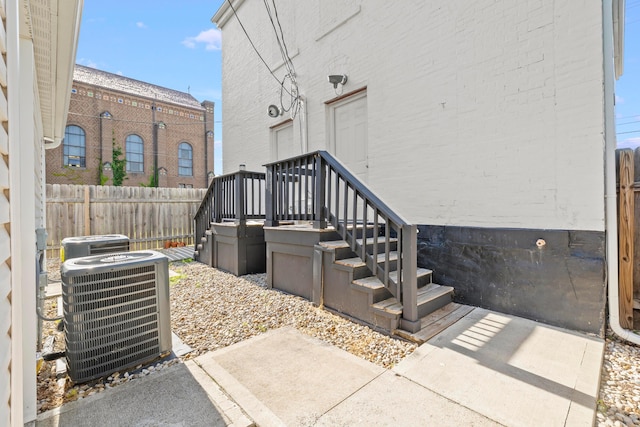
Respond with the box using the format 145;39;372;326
37;259;416;413
597;331;640;426
38;259;640;425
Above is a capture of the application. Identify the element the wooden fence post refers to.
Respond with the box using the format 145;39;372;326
618;148;634;329
84;185;90;235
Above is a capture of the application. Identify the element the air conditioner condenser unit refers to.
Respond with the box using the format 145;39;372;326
61;234;130;261
61;250;172;383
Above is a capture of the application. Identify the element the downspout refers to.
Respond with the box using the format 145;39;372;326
152;99;159;187
603;0;640;344
299;95;308;153
204;113;208;188
43;137;62;149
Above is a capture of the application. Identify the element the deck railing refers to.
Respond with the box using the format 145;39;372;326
264;151;418;327
194;171;266;246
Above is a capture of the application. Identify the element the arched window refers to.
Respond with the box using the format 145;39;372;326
126;134;144;173
64;125;86;168
178;142;193;176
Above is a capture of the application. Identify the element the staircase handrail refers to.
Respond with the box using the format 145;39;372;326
265;151;419;330
194;170;266;248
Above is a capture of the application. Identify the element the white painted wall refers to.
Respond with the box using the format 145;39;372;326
0;0;11;423
216;0;606;231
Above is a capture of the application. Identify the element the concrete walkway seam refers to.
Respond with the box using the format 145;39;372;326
184;360;255;427
194;356;286;427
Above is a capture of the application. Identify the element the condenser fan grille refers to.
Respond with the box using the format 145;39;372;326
62;256;171;383
88;241;130;255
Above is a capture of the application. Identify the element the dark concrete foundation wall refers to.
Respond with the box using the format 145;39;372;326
416;225;606;336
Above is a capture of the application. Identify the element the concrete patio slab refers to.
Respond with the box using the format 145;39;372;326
393;308;604;427
32;307;604;427
33;362;233;427
314;370;500;426
195;327;385;426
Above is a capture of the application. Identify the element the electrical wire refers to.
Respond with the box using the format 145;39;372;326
617;114;640;121
271;0;295;73
263;0;295;78
617;119;640;126
262;0;301;118
226;0;293;97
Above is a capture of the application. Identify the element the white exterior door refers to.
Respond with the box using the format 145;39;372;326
330;91;368;182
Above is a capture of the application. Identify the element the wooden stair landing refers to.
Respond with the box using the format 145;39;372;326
395;303;475;344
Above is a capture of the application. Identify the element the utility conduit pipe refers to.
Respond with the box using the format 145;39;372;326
604;0;640;345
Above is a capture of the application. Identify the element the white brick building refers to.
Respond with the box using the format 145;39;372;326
213;0;625;335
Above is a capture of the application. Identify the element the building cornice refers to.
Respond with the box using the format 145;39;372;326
211;0;245;28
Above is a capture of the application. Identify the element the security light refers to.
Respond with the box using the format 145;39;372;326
328;74;348;89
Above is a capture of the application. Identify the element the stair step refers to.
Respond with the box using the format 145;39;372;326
350;276;394;305
318;240;351;250
395;303;475;344
371;298;403;316
334;252;396;280
356;236;398;246
319;237;398;260
342;223;375;239
372;283;453;318
389;268;433;287
351;267;432;290
335;252;398;269
351;276;385;291
417;283;453;306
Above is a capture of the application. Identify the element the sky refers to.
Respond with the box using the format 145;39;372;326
76;0;226;174
76;1;639;174
617;1;640;149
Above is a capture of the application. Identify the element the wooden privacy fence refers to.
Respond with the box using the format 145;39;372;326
616;148;640;330
46;184;207;258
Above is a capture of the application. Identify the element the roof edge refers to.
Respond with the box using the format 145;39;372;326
73;64;205;110
212;0;245;28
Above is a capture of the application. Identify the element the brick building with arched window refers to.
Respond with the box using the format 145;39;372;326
46;65;215;188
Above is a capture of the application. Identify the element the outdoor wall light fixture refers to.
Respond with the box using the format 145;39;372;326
268;104;281;118
328;74;348;89
102;161;112;171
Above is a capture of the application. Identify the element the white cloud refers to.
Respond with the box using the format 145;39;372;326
214;139;222;149
182;28;221;51
77;58;98;68
136;21;147;29
615;95;625;104
618;137;640;150
116;71;124;76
